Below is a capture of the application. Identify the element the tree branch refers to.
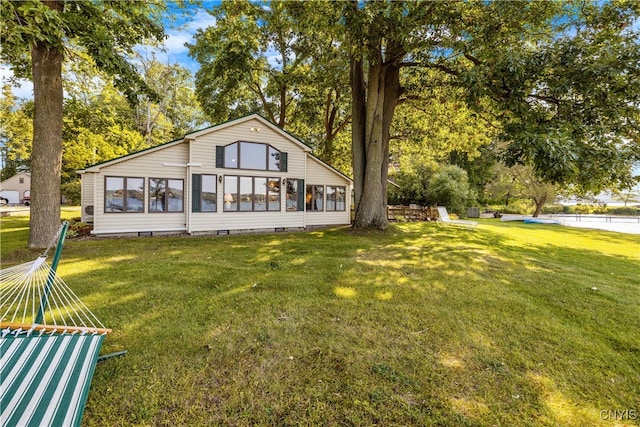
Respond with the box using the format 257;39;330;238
423;63;460;76
527;93;560;105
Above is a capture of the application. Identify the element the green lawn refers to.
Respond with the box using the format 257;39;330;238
1;216;639;426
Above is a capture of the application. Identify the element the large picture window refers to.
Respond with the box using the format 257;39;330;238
224;176;282;212
326;186;346;211
218;142;287;172
192;174;217;212
105;177;144;213
306;185;324;211
149;178;184;212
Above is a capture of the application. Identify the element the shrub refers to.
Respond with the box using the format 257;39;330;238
426;165;474;215
66;218;92;238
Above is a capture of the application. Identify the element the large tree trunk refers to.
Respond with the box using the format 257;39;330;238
28;3;64;248
350;56;366;216
351;48;402;229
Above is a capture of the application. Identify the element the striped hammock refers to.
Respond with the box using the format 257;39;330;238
1;225;111;427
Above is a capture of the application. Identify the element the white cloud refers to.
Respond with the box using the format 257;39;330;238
139;8;215;72
0;65;33;100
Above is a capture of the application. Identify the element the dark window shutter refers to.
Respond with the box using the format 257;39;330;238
279;152;288;172
216;146;224;168
192;174;202;212
297;179;305;211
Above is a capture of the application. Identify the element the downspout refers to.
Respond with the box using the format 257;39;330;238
304;152;308;229
186;138;192;234
93;172;98;232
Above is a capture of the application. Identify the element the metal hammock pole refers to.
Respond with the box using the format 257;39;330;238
35;221;69;324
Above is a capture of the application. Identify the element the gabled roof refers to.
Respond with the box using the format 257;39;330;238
0;171;31;185
184;114;313;153
78;114;312;173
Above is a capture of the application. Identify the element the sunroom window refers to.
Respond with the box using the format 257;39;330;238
224;176;283;212
105;177;144;213
149;178;184;212
217;142;287;172
326;186;346;211
306;185;324;211
192;174;217;212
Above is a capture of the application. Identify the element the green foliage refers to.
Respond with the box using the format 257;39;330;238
189;0;300;125
390;160;439;206
1;0;169;246
426;165;476;214
391;163;477;214
459;1;640;192
1;0;166;104
0;85;33;180
485;162;558;216
66;217;92;238
59;53;204;190
134;56;206;144
189;0;351;167
60;181;81;205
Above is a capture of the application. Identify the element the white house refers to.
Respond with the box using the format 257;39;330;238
0;172;31;205
77;114;352;236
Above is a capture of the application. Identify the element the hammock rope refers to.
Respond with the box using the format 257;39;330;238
0;223;109;336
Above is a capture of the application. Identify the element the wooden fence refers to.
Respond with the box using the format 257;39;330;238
387;205;436;222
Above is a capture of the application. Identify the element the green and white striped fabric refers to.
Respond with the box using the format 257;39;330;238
1;333;105;427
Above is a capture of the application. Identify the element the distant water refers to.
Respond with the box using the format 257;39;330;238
550;214;640;235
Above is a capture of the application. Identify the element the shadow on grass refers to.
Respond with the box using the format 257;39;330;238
2;220;639;426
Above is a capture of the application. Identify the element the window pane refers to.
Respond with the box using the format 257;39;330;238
239;176;253;211
254;177;267;211
306;185;323;211
314;185;324;211
105;177;124;212
149;179;166;212
326;186;336;211
286;180;298;211
240;142;266;170
305;185;312;211
201;175;217;212
336;186;346;211
126;178;144;212
224;176;238;211
268;178;280;211
225;142;238;168
268;146;281;171
167;180;184;212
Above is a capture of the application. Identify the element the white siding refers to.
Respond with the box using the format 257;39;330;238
92;143;189;234
81;115;351;236
304;156;351;227
189;118;307;233
80;173;95;223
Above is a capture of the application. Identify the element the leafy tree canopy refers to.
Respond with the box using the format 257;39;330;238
1;0;167;103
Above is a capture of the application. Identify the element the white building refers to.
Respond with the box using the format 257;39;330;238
0;172;31;205
77;114;352;236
